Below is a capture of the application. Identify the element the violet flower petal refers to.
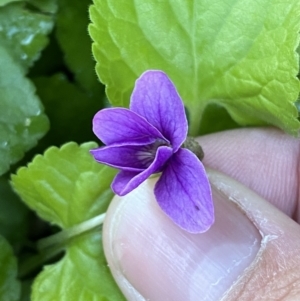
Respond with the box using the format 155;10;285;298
111;146;173;196
130;70;188;151
92;108;166;145
90;141;167;172
154;148;214;233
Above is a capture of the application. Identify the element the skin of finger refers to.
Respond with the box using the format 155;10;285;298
208;170;300;301
104;172;300;301
199;128;300;219
103;180;261;301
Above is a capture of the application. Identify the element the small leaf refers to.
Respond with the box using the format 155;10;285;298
12;142;116;228
12;142;124;300
0;235;21;301
32;231;125;301
56;0;103;94
89;0;300;136
0;45;49;175
0;2;54;70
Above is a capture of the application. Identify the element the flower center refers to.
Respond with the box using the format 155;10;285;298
136;139;169;168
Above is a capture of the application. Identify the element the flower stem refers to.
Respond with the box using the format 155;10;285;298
37;213;106;251
19;213;106;278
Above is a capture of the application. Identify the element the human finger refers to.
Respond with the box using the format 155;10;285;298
103;171;300;300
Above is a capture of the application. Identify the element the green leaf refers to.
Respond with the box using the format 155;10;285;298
89;0;300;136
0;235;21;301
33;74;103;148
12;142;116;228
32;231;125;301
0;2;54;71
0;177;29;249
56;0;103;94
0;45;49;176
12;142;124;300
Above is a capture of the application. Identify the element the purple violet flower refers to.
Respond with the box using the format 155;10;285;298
90;70;214;233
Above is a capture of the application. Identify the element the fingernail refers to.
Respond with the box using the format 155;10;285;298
103;177;261;301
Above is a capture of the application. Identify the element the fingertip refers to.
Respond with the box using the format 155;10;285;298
103;177;261;301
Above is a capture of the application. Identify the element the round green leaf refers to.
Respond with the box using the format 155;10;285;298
89;0;300;135
11;142;116;228
32;232;125;301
